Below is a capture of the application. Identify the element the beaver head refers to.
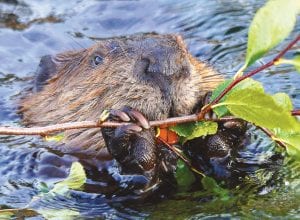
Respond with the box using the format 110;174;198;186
20;33;222;155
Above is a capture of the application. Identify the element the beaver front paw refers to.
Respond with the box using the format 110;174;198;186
101;107;157;177
184;92;248;181
195;92;247;157
183;119;247;184
101;107;178;196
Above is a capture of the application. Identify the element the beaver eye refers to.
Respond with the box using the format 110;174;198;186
93;55;103;66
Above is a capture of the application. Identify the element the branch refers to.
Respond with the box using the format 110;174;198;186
157;137;205;177
0;116;239;136
198;34;300;119
292;109;300;116
257;126;288;149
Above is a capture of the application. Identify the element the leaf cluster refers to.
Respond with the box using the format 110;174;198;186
172;0;300;191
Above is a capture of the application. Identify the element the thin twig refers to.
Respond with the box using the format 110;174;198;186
291;109;300;116
257;126;287;149
157;137;205;177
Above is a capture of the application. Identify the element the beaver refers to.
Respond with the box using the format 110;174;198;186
19;33;259;195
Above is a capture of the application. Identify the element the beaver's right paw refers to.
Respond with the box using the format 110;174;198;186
101;107;150;158
101;107;156;175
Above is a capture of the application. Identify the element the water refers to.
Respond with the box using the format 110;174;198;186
0;0;299;219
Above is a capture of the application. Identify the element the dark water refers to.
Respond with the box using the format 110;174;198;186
0;0;299;219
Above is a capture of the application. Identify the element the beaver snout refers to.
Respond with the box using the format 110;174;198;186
138;53;191;79
135;57;189;78
130;34;191;79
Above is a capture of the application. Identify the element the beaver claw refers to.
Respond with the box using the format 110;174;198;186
107;106;150;130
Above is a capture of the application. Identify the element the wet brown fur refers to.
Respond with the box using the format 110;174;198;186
20;34;223;156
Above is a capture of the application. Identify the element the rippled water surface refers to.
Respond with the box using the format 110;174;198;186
0;0;299;219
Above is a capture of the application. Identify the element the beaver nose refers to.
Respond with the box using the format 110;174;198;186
140;53;191;78
141;56;167;76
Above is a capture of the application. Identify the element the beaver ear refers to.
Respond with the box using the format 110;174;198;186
34;55;58;92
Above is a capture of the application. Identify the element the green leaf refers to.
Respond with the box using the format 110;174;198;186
0;209;37;219
99;109;110;122
51;162;86;194
245;0;300;67
201;176;230;201
292;56;300;73
170;122;198;138
275;56;300;73
211;79;233;117
273;130;300;159
211;78;264;117
27;163;86;207
216;88;300;132
37;181;50;193
211;79;233;101
272;93;293;111
0;211;14;219
185;122;218;141
234;78;264;92
170;121;218;142
38;209;80;220
44;133;65;142
175;159;195;191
